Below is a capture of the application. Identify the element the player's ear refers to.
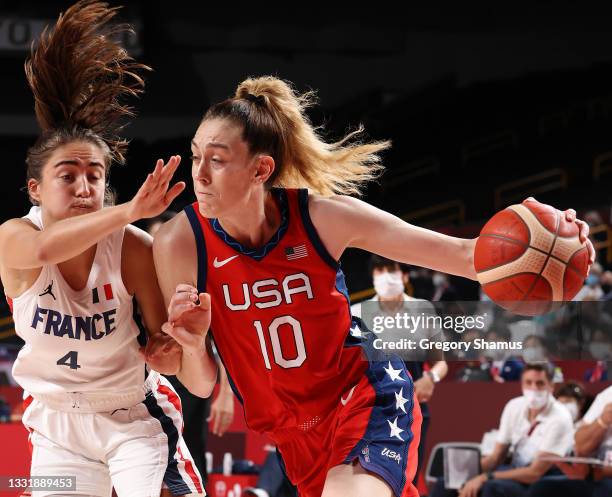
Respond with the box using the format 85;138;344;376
28;178;41;205
253;155;275;184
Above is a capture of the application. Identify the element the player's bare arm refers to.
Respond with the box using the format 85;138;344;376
0;155;184;272
308;194;595;280
122;225;182;375
153;214;218;397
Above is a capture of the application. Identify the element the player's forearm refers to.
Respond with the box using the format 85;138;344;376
36;203;134;265
177;345;218;398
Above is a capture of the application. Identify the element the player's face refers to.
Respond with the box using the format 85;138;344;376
29;141;106;223
191;118;261;218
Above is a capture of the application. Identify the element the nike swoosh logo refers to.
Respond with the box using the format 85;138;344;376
340;385;357;406
213;255;239;268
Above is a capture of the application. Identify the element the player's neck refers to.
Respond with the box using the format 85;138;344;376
217;190;281;249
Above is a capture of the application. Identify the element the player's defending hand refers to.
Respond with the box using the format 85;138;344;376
161;284;211;355
127;155;186;221
140;332;183;375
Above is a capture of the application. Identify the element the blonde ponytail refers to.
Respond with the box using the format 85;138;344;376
204;76;389;196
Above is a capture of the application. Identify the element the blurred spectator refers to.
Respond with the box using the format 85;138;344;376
431;364;573;497
0;395;10;423
522;335;550;364
574;262;604;302
554;381;589;426
408;266;435;300
528;384;612;496
587;329;612;361
521;335;564;383
601;271;612;300
482;329;524;382
585;361;609;383
432;272;459;301
351;255;448;486
0;347;18;386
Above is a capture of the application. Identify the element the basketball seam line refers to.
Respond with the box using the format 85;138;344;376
520;210;561;305
564;247;588;279
476;234;570;272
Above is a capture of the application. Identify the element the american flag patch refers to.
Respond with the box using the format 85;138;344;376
285;244;308;260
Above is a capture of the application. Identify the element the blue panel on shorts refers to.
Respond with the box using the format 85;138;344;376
344;356;417;497
143;393;192;496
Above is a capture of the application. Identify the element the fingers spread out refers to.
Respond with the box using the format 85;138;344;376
165;182;186;205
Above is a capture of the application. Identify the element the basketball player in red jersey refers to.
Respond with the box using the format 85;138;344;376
153;77;596;497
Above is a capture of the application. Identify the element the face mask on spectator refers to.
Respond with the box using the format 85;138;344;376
522;388;549;409
523;346;546;363
585;274;599;287
560;401;580;422
589;342;611;360
373;272;404;298
484;346;507;361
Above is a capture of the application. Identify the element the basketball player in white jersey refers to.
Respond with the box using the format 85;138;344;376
0;2;203;496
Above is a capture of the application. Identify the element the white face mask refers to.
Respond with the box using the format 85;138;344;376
589;343;611;361
523;346;546;363
560;401;580;422
522;388;549;410
373;272;404;299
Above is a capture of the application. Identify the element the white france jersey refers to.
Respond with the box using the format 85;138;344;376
10;207;146;412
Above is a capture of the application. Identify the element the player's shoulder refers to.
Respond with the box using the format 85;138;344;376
154;211;191;245
124;224;152;248
308;192;361;216
152;211;196;262
0;217;39;235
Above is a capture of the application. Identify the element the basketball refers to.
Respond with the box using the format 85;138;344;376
474;199;590;315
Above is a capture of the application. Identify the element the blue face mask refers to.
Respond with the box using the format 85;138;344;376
585;274;599;286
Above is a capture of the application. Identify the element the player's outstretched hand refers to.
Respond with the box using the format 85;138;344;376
161;284;211;355
522;197;596;268
127;155;186;221
140;332;183;375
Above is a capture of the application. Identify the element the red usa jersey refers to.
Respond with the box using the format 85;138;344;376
184;188;367;434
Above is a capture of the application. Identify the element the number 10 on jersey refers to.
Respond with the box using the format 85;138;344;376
253;316;306;369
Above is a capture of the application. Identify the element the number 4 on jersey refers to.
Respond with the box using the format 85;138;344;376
56;351;81;370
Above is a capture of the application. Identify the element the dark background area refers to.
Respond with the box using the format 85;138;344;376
0;1;611;305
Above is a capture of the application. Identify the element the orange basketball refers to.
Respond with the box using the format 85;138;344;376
474;199;590;315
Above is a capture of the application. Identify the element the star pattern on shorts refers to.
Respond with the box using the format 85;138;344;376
395;387;409;414
387;416;404;441
384;361;405;382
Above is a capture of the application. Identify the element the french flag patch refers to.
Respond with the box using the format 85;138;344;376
92;283;114;304
285;244;308;261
